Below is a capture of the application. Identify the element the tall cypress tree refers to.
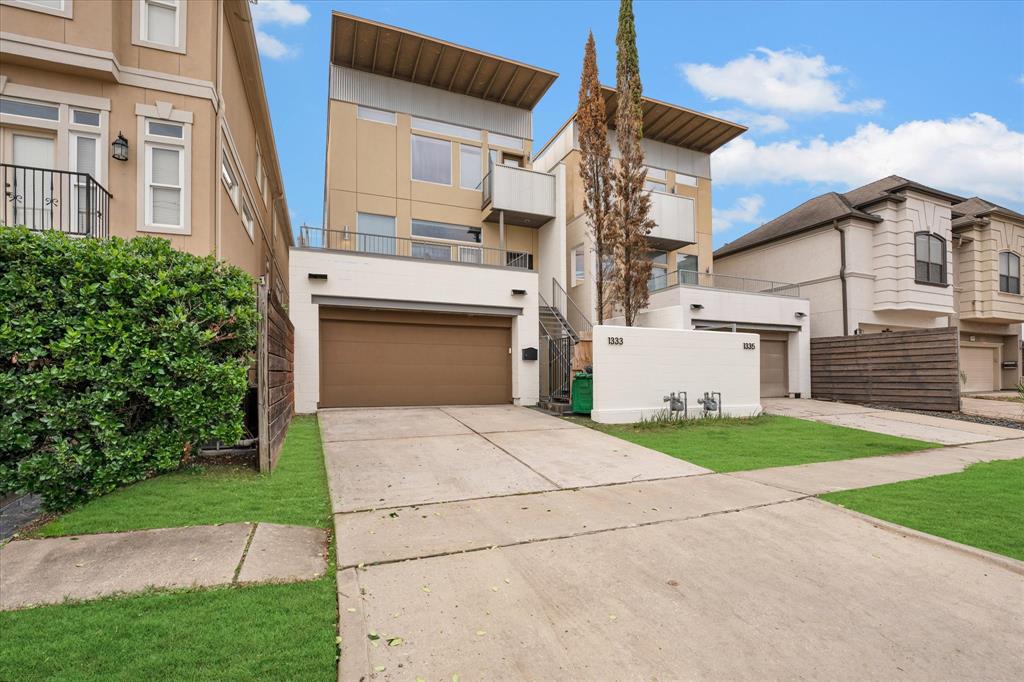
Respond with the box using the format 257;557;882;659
577;31;613;324
610;0;654;326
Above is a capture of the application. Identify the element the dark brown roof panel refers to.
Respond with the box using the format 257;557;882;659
331;12;557;110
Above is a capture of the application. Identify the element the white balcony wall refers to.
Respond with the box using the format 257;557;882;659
648;190;696;245
489;165;556;219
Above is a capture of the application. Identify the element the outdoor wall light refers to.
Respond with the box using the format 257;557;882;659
308;273;328;280
112;132;129;161
795;311;807;318
511;288;527;296
690;303;704;310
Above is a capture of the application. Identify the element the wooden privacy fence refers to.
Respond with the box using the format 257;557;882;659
810;327;961;412
257;280;295;472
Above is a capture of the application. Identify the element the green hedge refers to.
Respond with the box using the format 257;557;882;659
0;227;258;511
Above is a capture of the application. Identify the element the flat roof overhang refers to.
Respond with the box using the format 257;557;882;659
601;86;747;153
330;12;558;110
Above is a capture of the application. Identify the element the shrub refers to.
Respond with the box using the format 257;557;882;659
0;227;258;511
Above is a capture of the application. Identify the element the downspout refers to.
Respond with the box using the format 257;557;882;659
214;0;225;259
833;220;849;335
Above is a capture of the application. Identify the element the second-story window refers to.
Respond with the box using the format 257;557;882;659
459;144;481;190
914;232;946;285
1000;252;1021;294
572;245;585;285
241;197;255;241
411;135;451;185
221;150;239;209
644;166;667;192
677;253;698;285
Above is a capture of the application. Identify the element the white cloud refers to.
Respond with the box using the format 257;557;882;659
251;0;310;60
680;48;883;114
712;195;765;233
711;109;789;134
252;0;310;27
713;113;1024;205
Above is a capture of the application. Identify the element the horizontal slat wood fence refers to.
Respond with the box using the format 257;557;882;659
257;282;295;472
810;327;960;411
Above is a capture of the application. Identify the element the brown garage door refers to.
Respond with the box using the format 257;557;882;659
758;335;789;398
961;346;996;393
319;308;512;407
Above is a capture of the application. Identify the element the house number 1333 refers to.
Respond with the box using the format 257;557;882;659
607;337;624;345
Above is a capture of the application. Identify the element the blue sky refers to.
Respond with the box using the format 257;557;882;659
254;0;1024;248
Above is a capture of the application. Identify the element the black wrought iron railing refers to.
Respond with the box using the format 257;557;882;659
1;164;111;239
297;225;533;271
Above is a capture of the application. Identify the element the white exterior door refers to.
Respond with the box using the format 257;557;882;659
961;346;997;393
8;132;56;229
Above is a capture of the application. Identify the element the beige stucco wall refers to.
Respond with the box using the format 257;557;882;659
955;215;1024;324
0;0;290;296
324;99;538;264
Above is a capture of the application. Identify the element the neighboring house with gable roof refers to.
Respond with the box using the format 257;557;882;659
714;176;1024;392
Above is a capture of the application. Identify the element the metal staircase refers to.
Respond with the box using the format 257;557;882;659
538;279;594;410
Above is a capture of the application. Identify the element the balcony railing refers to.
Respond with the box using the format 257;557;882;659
649;268;801;298
481;163;556;228
1;164;111;239
298;226;534;270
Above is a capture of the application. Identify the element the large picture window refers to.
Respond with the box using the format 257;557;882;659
411;219;480;243
999;251;1021;294
411;135;452;185
914;232;946;285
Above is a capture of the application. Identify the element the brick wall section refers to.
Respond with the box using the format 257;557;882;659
810;327;960;412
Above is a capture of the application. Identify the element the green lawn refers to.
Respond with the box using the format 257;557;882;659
571;414;938;472
0;576;337;681
35;415;330;536
1;415;339;681
822;459;1024;561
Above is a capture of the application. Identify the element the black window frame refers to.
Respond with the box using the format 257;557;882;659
914;231;947;286
999;251;1021;295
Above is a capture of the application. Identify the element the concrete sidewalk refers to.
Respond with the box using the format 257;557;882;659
0;522;328;610
962;396;1024;422
763;397;1023;443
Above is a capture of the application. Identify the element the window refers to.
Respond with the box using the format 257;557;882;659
357;106;396;125
72;109;100;126
412;242;452;262
572;244;585;285
411;135;452;185
458;246;483;264
411;117;480;141
0;97;59;121
356;212;396;255
146;145;183;228
411;219;481;243
677;253;698;285
459;144;482;190
221;150;239;208
914;232;946;285
148;120;183;138
141;0;179;47
502;154;524;168
71;133;100;230
1000;252;1021;294
2;0;72;18
648;250;669;290
675;173;699;188
255;146;270;206
241;198;254;239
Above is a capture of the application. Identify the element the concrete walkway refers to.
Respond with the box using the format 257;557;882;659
962;396;1024;422
763;397;1023;443
324;405;1024;680
0;522;328;610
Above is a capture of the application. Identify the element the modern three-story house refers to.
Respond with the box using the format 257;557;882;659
290;12;815;413
0;0;292;300
714;176;1024;393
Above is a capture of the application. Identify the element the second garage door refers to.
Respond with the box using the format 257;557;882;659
319;308;512;408
961;346;996;393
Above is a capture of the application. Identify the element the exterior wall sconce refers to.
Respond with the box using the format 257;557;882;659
690;303;704;310
511;288;527;296
112;132;129;161
308;273;328;280
795;311;807;318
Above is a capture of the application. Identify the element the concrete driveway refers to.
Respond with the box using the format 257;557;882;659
323;405;1024;680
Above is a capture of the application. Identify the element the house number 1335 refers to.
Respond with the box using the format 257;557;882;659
607;337;624;345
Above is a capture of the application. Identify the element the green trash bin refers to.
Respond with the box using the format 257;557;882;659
571;371;593;415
